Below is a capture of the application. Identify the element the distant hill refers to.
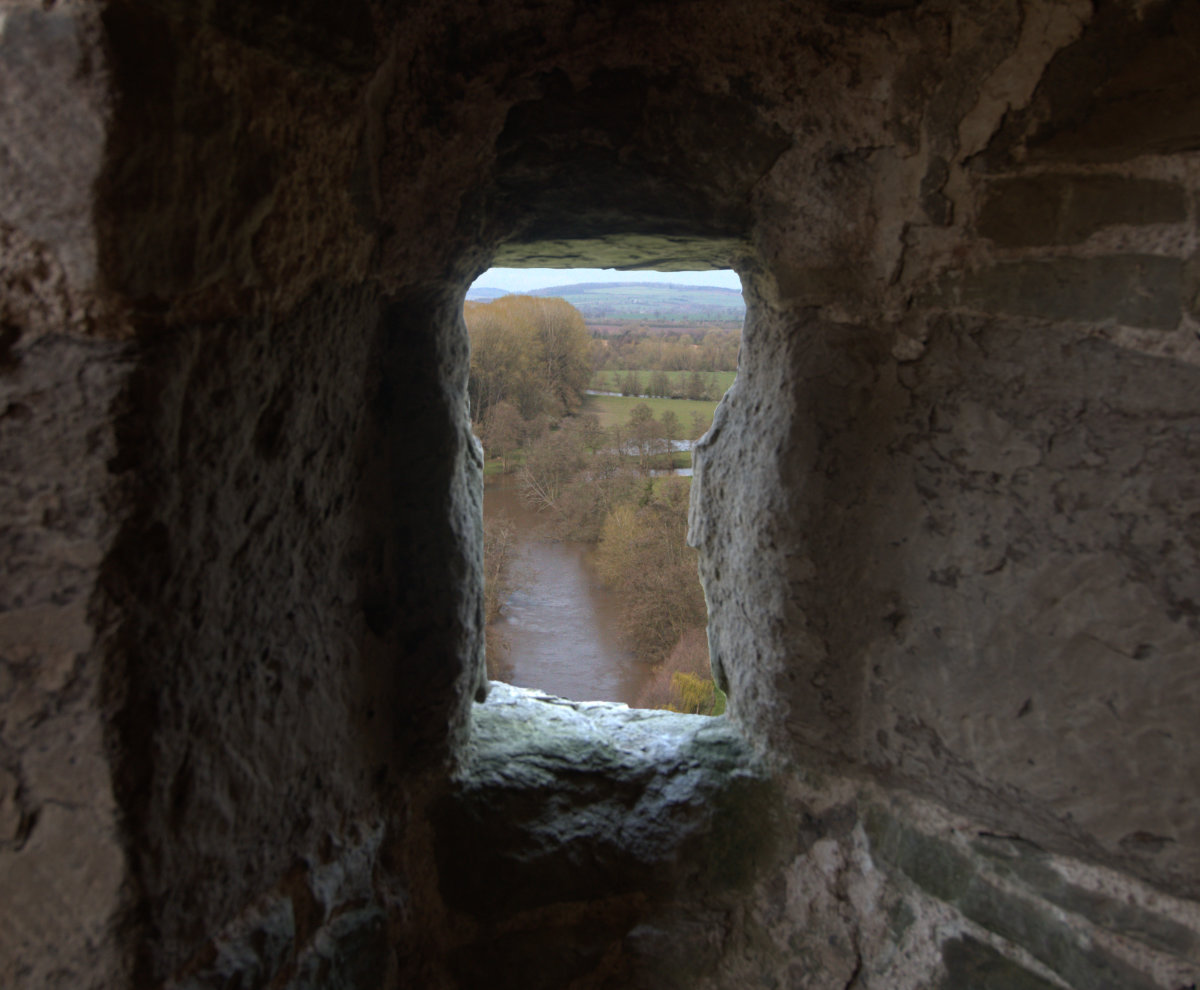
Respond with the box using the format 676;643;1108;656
527;282;744;322
465;281;745;323
465;286;509;301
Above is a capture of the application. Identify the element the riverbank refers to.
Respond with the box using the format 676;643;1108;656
483;478;654;705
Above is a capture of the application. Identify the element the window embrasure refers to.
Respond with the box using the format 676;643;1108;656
466;266;743;716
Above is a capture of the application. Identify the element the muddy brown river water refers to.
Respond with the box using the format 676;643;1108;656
483;478;654;705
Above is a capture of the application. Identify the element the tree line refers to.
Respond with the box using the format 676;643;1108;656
594;328;739;374
604;368;725;400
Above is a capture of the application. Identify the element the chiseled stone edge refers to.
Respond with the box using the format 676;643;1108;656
865;805;1200;990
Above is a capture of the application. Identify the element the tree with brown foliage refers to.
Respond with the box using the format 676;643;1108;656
478;400;523;472
595;478;707;662
634;628;725;716
466;295;592;423
518;425;587;514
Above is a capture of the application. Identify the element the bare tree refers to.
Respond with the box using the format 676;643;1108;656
518;428;586;514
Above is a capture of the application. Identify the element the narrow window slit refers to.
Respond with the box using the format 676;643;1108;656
468;265;743;715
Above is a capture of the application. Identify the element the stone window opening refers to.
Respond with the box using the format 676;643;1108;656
465;265;744;718
440;263;783;990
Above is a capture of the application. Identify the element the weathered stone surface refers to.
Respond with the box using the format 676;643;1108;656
290;907;391;990
0;797;127;988
973;834;1200;963
940;936;1061;990
492;234;744;272
96;0;376;321
920;157;953;226
977;175;1187;248
5;1;1200;987
430;684;793;988
866;808;1170;990
168;895;297;990
163;823;391;990
849;322;1200;896
0;3;109;318
92;284;484;980
488;72;789;268
437;683;784;917
933;255;1183;329
0;329;131;987
979;2;1200;165
696;292;1200;896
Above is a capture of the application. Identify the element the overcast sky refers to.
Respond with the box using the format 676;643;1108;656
471;267;743;293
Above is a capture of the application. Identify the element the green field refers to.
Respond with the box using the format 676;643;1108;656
590;369;737;396
581;393;719;430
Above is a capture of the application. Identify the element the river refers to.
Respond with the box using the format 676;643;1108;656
483;478;654;705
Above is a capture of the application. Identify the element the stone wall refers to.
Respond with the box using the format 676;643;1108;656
692;0;1200;912
419;686;1200;990
1;3;129;984
2;0;1199;987
3;1;487;982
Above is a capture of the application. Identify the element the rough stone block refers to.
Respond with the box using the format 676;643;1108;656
437;684;784;916
933;255;1182;329
977;175;1186;247
0;4;107;291
866;808;1168;990
979;2;1200;165
921;156;954;226
290;908;390;990
167;896;296;990
448;923;626;990
940;936;1060;990
973;834;1200;963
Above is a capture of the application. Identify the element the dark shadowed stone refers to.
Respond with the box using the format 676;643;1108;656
1185;252;1200;323
829;0;926;12
979;3;1200;165
168;896;295;990
921;156;953;226
622;917;730;990
933;256;1182;330
291;908;390;990
940;936;1059;990
977;176;1186;247
489;69;789;266
208;0;376;76
449;922;627;990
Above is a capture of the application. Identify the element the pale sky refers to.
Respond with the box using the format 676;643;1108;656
471;267;742;293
